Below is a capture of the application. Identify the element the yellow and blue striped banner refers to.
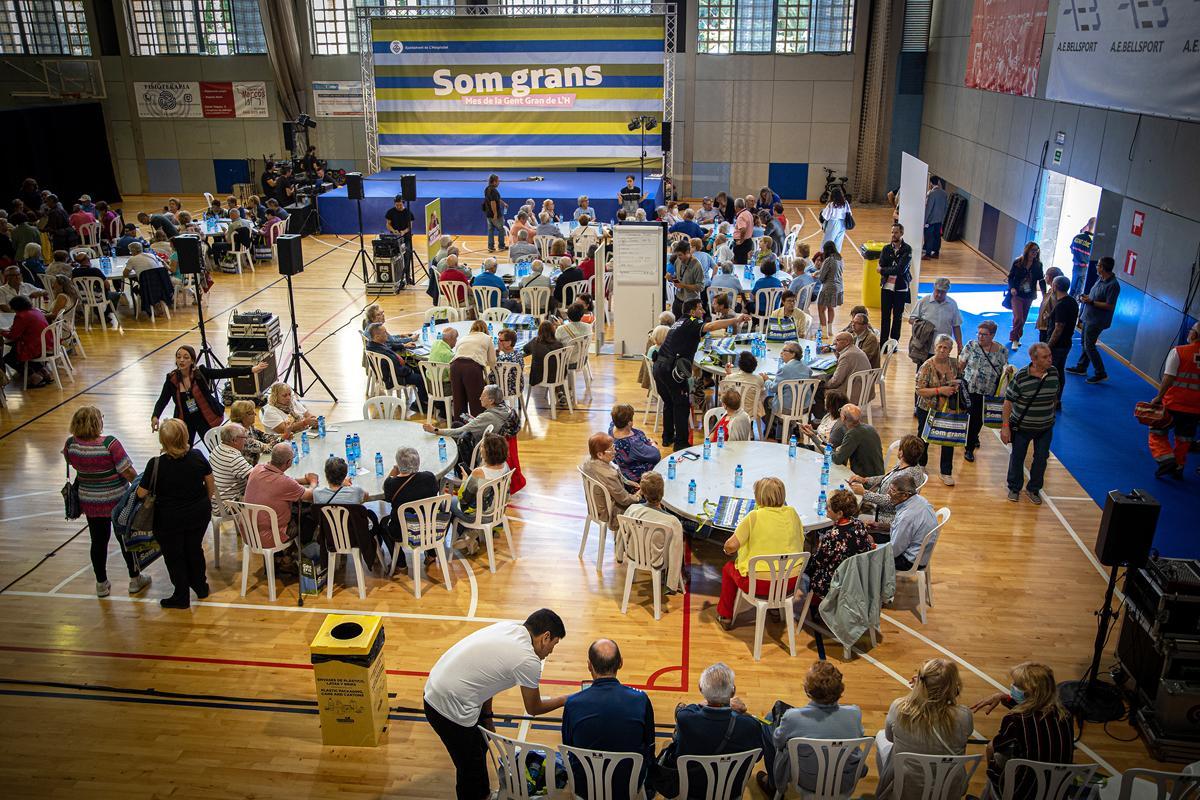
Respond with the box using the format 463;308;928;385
372;15;665;169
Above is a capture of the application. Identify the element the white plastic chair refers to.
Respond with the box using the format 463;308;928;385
320;504;368;599
534;234;556;260
557;745;644;800
466;424;497;473
706;285;737;311
730;552;812;660
481;728;544;800
438;278;470;312
227;499;293;601
614;514;671;621
128;270;173;322
999;759;1099;800
230;230;255;274
364;350;418;415
389;494;454;598
423;305;463;324
641;354;662;433
201;426;223;456
845;368;883;424
752;287;784;331
78;221;103;257
567;333;594;396
777;736;874;800
1115;768;1200;800
454;470;516;573
266;218;287;258
892;752;983;800
894;507;949;624
719;378;764;439
56;300;86;359
521;285;551;319
493;360;525;418
73;276;117;331
419;360;454;422
472;284;502;312
795;282;816;313
702;407;724;441
524;347;573;419
480;306;510;324
677;749;762;800
24;317;72;388
766;378;821;443
363;394;406;420
879;338;899;411
578;466;614;569
885;439;901;470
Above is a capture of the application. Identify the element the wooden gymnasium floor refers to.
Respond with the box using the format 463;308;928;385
0;199;1164;797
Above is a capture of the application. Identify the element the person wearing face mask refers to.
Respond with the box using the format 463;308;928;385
972;662;1074;800
652;298;752;451
151;345;268;444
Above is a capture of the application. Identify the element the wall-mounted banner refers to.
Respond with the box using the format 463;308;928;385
313;81;365;117
425;198;443;267
136;81;268;119
964;0;1048;96
1046;0;1200;121
371;14;666;169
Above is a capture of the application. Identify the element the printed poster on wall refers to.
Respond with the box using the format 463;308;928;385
1046;0;1200;122
313;81;364;117
963;0;1048;96
425;198;442;266
136;81;268;119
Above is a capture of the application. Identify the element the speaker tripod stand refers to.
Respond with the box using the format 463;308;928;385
280;258;337;402
341;195;370;288
191;271;224;369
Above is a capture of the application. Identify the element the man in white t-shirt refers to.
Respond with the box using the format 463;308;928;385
423;608;570;799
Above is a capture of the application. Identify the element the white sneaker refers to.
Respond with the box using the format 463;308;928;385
96;580;111;598
128;574;152;594
940;474;956;486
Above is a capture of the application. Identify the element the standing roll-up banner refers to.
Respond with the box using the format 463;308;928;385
899;153;929;306
1046;0;1200;122
612;222;666;356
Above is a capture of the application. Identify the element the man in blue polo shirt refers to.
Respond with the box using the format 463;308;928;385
561;639;654;799
472;256;519;312
669;209;704;240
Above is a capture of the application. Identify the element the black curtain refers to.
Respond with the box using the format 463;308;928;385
0;102;121;208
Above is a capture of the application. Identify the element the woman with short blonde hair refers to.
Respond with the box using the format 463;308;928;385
261;381;317;435
136;417;217;609
227;399;281;462
717;476;803;626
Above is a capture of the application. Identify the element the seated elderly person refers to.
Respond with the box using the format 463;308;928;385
717;477;803;627
313;456;368;505
571;215;599;253
624;472;685;594
429;325;456;364
70;251;122;321
514;259;553;306
556;301;591;345
760;661;866;796
849;311;881;368
122;242;172;318
209;422;253;503
770;290;813;338
0;264;48;312
508;228;539;262
831;403;884;477
381;445;442;569
113;223;150;256
423;384;519;468
228;399;282;463
658;663;770;797
535;211;564;240
260;382;318;435
471;257;520;312
805;489;875;602
1;295;54;386
869;473;938;571
449;433;510;548
365;322;428;410
722;350;766;407
770;341;814;412
849;434;926;523
552;255;585;312
581;432;641;523
710;388;752;443
608;403;660;483
243;442;319;548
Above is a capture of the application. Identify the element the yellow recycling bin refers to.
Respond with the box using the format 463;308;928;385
859;240;886;312
310;614;389;747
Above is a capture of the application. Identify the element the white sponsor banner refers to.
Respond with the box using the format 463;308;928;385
312;81;364;117
233;81;269;118
135;81;201;119
1046;0;1200;122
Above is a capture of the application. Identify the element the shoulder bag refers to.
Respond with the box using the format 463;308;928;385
1009;372;1049;433
844;209;856;230
62;438;82;520
130;456;161;531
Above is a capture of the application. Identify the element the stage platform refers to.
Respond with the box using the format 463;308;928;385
317;169;662;236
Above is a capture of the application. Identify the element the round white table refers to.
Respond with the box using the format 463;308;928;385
696;334;826;378
652;440;853;531
286;419;458;500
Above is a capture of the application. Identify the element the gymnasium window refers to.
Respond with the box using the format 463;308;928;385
696;0;853;54
0;1;92;56
498;0;657;14
127;0;267;55
309;0;454;56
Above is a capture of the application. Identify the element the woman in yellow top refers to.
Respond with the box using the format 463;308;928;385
716;476;805;627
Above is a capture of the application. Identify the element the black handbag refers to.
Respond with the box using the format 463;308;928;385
62;442;81;520
844;210;856;230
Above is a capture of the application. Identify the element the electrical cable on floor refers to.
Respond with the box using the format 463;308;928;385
0;525;87;594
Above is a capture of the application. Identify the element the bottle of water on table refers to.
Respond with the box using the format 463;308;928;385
317;416;325;437
687;479;697;504
789;435;797;458
667;455;676;480
352;433;361;460
300;430;309;455
290;441;299;462
703;437;711;460
816;328;823;351
345;434;353;462
438;436;447;461
374;452;384;477
717;427;725;449
817;489;827;516
734;463;743;488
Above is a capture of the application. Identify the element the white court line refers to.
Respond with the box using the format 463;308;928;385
517;718;532;740
516;491;585;508
48;565;91;595
1;590;518;625
0;511;63;524
879;611;1117;776
1044;495;1095;502
0;490;60;501
451;549;479;618
805;207;859;259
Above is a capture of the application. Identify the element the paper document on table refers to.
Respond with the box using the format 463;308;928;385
713;496;756;528
808;355;837;371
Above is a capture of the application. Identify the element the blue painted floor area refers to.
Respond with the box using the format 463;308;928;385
916;283;1198;559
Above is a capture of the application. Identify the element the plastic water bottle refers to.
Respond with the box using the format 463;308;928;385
344;434;353;461
703;438;711;460
687;479;697;504
744;263;752;280
352;433;361;460
421;323;429;341
667;455;676;480
437;330;443;340
438;437;447;461
100;256;112;273
317;416;325;437
824;441;833;462
704;333;712;350
487;322;494;334
789;435;797;458
726;326;734;336
717;427;725;449
821;460;830;487
817;489;827;516
300;431;310;455
804;346;811;363
734;463;744;488
816;328;823;351
374;452;384;477
290;441;299;462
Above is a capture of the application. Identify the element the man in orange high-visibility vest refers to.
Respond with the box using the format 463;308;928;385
1148;321;1200;479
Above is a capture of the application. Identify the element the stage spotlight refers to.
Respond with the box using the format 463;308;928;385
296;113;317;129
628;117;640;131
645;117;657;131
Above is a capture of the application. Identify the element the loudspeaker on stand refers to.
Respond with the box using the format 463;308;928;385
277;234;305;276
345;172;364;200
174;235;203;274
401;174;417;201
1095;489;1160;567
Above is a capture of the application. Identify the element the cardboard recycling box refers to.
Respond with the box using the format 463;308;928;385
310;614;388;746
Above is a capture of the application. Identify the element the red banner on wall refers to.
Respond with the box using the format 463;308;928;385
964;0;1048;97
200;81;236;118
